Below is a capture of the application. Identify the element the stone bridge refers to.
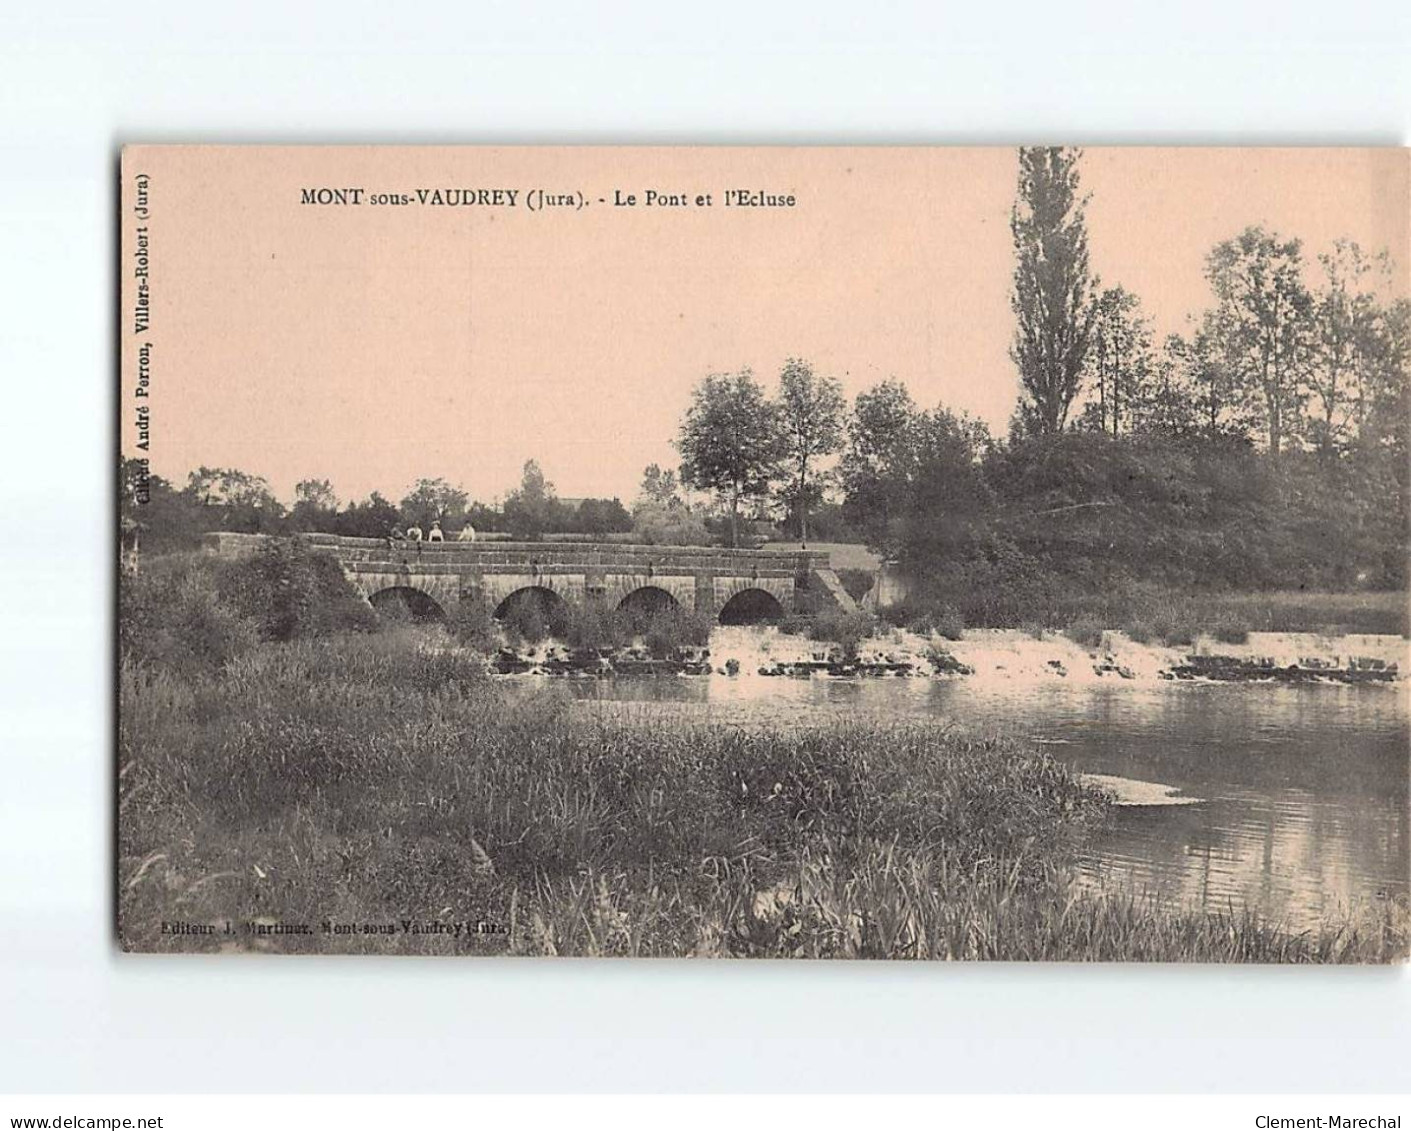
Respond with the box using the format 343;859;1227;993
202;532;856;623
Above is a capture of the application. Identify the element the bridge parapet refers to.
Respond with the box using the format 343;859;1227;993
296;533;827;574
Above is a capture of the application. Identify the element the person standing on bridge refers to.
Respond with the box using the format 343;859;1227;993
428;521;444;543
456;522;477;543
407;523;423;542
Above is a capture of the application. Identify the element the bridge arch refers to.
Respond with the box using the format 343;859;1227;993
368;585;447;623
616;585;682;625
493;585;568;631
718;587;785;625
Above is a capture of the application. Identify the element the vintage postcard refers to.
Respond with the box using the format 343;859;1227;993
118;145;1409;960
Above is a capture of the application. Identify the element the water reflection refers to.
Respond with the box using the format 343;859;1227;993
560;674;1409;930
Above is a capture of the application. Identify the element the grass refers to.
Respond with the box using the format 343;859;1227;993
119;629;1101;954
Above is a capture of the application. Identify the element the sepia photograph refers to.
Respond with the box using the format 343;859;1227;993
117;144;1409;962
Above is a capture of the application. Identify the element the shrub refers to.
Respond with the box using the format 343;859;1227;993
216;538;376;641
810;609;877;661
776;612;811;636
1064;615;1106;650
499;595;549;645
1123;620;1153;644
1153;614;1195;647
120;554;260;671
630;502;714;546
556;602;630;654
931;605;966;642
449;598;498;651
638;605;711;659
375;593;415;627
1212;618;1251;645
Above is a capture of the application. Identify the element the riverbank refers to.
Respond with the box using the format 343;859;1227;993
488;624;1407;685
118;628;1408;961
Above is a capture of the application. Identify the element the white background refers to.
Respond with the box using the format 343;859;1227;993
1;0;1409;1095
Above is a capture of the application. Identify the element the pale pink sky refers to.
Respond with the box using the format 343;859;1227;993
122;146;1408;506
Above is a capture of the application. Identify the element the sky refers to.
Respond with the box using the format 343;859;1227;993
122;146;1409;507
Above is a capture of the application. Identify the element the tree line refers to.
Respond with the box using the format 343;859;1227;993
667;147;1408;600
120;457;639;554
123;146;1407;603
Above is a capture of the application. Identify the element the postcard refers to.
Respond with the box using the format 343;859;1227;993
119;145;1409;959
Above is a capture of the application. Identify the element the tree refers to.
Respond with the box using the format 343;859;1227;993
1174;311;1254;440
335;491;401;538
398;477;469;532
290;478;339;532
892;409;994;573
120;457;209;554
574;497;633;535
1138;334;1200;438
838;379;918;551
775;357;845;541
631;502;713;546
637;463;682;510
1009;146;1098;435
676;369;783;548
1205;225;1314;460
1310;240;1391;456
183;466;285;533
1081;286;1153;436
502;459;558;540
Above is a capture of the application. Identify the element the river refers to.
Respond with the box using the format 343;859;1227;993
557;661;1409;933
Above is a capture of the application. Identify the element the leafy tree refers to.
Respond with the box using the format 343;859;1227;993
637;463;682;510
183;466;285;533
290;478;339;533
1364;297;1411;455
1171;311;1255;440
631;502;714;546
1081;286;1153;436
1010;146;1098;435
502;459;558;540
839;379;918;551
465;500;507;534
1137;334;1200;438
1309;240;1392;456
892;409;994;574
335;491;401;538
574;497;633;535
1205;225;1315;460
676;369;783;548
398;477;469;532
120;457;209;554
775;357;845;541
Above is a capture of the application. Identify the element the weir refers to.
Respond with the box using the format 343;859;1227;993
201;532;857;622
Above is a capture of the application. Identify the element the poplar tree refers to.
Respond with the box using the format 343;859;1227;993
1010;146;1097;435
